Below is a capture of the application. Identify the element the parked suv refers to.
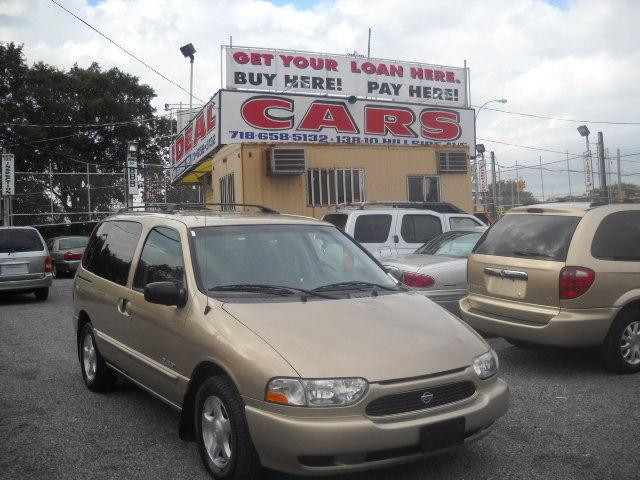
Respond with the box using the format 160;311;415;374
460;203;640;373
0;226;52;300
73;204;508;479
322;201;484;258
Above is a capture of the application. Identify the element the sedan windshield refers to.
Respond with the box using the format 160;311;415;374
415;231;483;257
191;224;398;295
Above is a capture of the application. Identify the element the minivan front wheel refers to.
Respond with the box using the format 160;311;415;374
601;310;640;373
194;376;262;480
78;323;117;391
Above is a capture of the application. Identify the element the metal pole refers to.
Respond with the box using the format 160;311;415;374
473;155;478;208
189;57;194;111
367;28;371;57
597;131;608;203
510;174;515;209
566;151;572;198
87;163;91;221
515;159;520;206
497;164;501;214
490;151;497;217
617;148;622;201
124;157;129;207
1;146;9;226
539;156;545;202
49;161;54;218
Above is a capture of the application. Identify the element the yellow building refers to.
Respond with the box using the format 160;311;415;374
182;142;472;218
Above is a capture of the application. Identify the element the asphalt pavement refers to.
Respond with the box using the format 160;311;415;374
1;279;639;479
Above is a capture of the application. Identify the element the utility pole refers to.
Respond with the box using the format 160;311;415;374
617;148;622;201
539;156;545;202
490;151;497;217
597;131;608;203
566;151;572;198
515;159;520;206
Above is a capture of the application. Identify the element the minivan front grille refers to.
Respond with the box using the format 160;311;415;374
365;381;475;416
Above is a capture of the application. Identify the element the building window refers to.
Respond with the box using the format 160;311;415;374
220;173;235;210
407;175;440;202
307;168;365;206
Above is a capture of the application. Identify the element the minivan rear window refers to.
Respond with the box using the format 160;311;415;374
591;211;640;261
0;229;44;253
473;214;581;261
323;213;348;231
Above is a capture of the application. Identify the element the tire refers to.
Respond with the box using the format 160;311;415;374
601;309;640;373
34;288;49;301
78;323;118;391
194;376;262;480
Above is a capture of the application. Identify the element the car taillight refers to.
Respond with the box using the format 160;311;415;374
44;256;52;273
402;272;435;288
559;266;595;300
63;252;83;260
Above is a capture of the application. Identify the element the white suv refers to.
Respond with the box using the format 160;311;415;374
322;202;485;257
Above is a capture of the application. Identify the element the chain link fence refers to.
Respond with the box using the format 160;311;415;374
7;162;200;227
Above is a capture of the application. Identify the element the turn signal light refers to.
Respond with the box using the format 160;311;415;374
559;266;595;299
402;272;435;288
44;256;52;273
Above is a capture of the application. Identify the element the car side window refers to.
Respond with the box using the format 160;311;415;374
82;221;143;286
449;216;481;230
353;214;392;243
401;214;442;243
591;211;640;261
133;227;185;291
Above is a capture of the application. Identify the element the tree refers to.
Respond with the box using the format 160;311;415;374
0;42;198;227
488;179;537;211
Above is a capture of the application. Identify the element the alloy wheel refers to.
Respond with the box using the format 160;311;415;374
202;395;233;468
620;321;640;365
82;333;97;382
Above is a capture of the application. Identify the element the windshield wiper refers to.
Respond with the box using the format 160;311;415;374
312;281;399;292
208;284;338;299
512;250;555;259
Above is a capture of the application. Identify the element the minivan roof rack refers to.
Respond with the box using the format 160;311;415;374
334;201;465;214
116;203;279;214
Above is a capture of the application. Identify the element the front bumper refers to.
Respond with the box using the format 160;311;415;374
0;274;52;292
244;375;508;476
459;296;616;347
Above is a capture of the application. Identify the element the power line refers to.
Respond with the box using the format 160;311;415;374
1;115;168;129
49;0;204;103
477;106;640;125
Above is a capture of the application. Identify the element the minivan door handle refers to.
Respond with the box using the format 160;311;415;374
484;267;528;281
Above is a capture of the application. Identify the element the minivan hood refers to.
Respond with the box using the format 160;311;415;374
381;254;466;273
223;292;487;382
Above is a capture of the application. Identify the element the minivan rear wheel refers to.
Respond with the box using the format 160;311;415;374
601;310;640;374
79;323;117;391
194;376;262;480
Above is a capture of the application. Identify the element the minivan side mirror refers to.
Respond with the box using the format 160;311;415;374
144;281;187;308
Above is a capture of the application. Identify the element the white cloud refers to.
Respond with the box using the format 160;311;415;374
1;0;639;196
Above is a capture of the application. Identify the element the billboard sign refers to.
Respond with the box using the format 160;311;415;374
224;46;468;107
478;160;489;193
170;93;219;182
127;158;139;196
1;153;14;195
219;90;474;149
584;150;593;189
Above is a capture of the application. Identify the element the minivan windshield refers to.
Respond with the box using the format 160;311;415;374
415;231;483;257
473;214;581;261
191;224;399;296
0;229;44;253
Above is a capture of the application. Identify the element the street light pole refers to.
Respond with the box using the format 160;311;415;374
180;43;196;111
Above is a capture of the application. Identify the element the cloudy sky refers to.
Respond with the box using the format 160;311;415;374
2;0;640;197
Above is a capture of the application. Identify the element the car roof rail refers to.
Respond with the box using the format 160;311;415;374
165;203;279;214
116;202;279;214
334;201;465;214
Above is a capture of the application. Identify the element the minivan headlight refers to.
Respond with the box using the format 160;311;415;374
473;350;499;379
266;378;368;407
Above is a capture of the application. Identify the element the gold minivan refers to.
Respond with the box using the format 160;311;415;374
460;203;640;373
72;205;508;479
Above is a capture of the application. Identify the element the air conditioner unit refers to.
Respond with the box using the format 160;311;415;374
437;151;469;173
269;147;307;175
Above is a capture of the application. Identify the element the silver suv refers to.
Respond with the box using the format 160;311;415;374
0;226;52;300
